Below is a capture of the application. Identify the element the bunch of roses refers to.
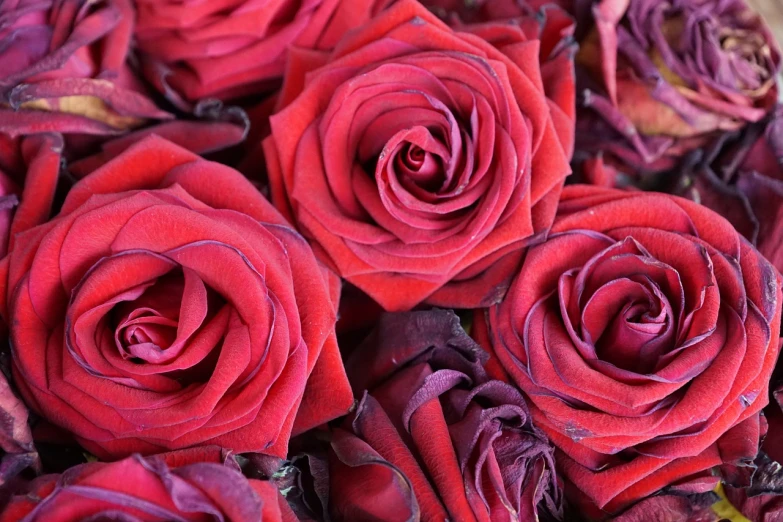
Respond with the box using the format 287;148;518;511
0;0;781;521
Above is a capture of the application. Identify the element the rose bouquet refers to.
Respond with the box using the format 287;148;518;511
0;0;782;521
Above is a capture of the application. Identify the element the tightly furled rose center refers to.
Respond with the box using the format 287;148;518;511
107;269;224;371
343;56;516;229
561;238;682;376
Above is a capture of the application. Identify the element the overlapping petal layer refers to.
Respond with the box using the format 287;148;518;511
483;185;782;513
0;446;295;521
2;135;352;460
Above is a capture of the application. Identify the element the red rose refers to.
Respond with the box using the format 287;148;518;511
135;0;393;106
0;0;170;137
263;0;575;311
0;447;295;521
481;185;782;513
285;310;560;521
1;135;353;459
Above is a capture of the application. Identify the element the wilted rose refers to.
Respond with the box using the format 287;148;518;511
286;310;560;522
575;0;781;175
2;135;353;459
134;0;393;106
0;447;295;521
677;105;783;274
479;185;782;514
0;0;170;137
263;0;575;311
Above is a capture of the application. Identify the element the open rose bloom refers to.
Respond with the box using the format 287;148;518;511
0;136;352;460
480;185;782;514
575;0;781;175
264;0;575;311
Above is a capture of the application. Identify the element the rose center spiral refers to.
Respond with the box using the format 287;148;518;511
110;268;224;374
395;142;445;192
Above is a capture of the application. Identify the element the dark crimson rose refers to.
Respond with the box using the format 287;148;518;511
479;185;782;514
263;0;575;311
1;135;353;460
0;447;296;521
287;310;560;521
134;0;393;106
677;106;783;274
569;152;633;188
575;0;781;174
0;0;170;137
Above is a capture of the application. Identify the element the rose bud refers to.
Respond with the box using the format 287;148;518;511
0;447;295;521
677;105;783;274
0;0;171;138
575;0;781;175
0;135;353;460
263;0;575;311
478;185;783;514
289;310;560;521
134;0;394;107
